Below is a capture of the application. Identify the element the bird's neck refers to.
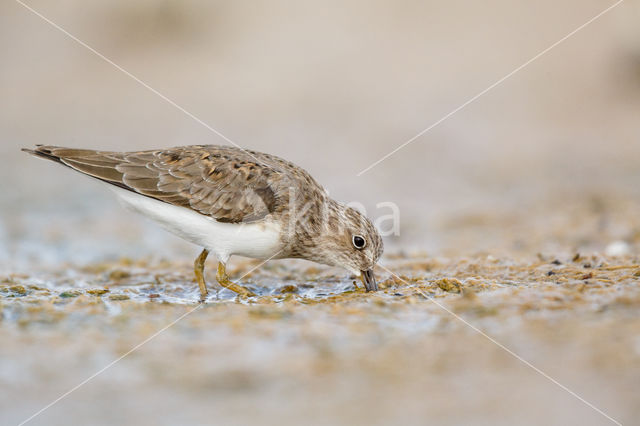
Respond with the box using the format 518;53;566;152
280;197;345;265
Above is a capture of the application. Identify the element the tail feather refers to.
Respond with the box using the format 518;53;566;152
22;145;129;190
21;146;65;165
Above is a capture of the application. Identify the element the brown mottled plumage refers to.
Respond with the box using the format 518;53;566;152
23;145;384;299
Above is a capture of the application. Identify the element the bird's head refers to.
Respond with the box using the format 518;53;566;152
306;202;384;291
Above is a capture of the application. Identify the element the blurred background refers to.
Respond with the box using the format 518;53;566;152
1;0;639;266
1;1;639;425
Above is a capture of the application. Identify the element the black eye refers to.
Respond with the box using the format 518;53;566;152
352;235;366;249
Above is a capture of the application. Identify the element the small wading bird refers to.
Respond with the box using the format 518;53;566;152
23;145;383;301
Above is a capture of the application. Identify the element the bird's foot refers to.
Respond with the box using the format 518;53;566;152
216;262;257;299
225;281;257;299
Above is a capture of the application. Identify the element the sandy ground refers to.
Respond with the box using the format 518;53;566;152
1;1;640;425
1;250;639;426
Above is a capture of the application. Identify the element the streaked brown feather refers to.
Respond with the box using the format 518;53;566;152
60;159;125;183
23;144;324;224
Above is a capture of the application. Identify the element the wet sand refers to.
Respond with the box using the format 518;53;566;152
2;248;639;425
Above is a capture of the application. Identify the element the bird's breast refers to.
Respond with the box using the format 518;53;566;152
111;187;283;262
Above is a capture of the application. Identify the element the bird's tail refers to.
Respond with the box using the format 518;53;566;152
21;145;130;191
21;145;67;165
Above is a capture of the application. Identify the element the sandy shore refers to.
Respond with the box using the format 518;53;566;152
2;251;638;426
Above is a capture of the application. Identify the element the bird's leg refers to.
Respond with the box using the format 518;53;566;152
194;248;209;302
216;262;256;298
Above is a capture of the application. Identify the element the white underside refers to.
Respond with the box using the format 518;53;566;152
111;187;283;263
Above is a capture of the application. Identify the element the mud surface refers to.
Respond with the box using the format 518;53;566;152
2;249;639;426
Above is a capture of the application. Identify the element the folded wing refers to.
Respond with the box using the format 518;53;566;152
23;145;281;223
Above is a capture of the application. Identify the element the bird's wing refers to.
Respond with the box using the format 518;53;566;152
24;145;283;223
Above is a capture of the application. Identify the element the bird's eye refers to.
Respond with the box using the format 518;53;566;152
352;235;366;249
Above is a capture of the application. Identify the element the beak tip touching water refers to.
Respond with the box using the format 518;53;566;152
360;269;378;292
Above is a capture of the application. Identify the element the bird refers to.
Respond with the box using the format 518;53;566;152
23;145;384;301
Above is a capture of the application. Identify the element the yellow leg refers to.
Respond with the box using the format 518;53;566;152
216;262;256;298
194;249;209;302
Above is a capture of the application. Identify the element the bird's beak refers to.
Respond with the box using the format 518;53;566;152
360;269;378;292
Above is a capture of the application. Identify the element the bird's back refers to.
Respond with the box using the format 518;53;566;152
23;145;325;224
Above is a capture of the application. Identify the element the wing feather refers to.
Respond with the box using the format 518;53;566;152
61;158;124;183
24;145;295;223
